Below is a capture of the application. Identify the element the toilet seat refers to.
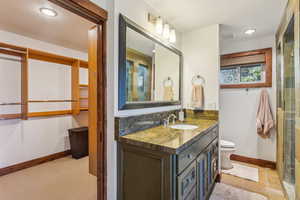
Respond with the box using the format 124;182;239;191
221;147;236;152
221;140;235;148
220;140;236;170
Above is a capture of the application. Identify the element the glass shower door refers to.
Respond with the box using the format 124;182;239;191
282;16;296;200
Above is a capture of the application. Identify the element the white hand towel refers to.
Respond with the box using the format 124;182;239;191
191;85;204;109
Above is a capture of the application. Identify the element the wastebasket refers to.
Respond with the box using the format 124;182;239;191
68;127;89;159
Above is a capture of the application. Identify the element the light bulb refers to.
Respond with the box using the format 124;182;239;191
169;29;176;43
163;24;170;39
155;17;163;35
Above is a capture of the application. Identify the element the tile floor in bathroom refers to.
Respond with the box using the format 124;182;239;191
221;161;287;200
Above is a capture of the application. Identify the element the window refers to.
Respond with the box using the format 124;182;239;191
220;48;272;88
220;63;265;85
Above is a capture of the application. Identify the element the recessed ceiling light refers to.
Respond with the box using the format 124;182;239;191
40;8;57;17
245;29;256;35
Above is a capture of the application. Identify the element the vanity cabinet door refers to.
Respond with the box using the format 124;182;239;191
206;149;213;187
177;161;197;200
211;140;219;181
197;153;207;200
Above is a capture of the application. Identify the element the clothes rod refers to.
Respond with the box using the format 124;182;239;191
0;47;26;54
0;102;22;106
28;100;77;103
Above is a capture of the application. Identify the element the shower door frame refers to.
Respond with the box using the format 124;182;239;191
276;0;300;199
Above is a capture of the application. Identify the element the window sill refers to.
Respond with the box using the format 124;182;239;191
220;82;272;89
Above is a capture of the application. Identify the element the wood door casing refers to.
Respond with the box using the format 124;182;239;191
48;1;108;200
88;25;107;200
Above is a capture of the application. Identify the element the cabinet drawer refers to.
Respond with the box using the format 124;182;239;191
177;162;197;200
177;126;218;174
184;186;196;200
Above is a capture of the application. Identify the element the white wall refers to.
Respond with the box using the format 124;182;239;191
220;35;277;162
182;25;220;110
0;30;88;168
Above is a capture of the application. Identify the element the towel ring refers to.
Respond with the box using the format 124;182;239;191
163;77;174;87
192;75;205;85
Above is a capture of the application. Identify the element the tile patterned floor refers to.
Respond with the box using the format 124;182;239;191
221;161;287;200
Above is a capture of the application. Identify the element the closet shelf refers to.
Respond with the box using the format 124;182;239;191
0;113;21;120
80;107;88;111
28;100;77;103
0;42;89;119
28;110;72;117
28;49;88;68
0;42;27;57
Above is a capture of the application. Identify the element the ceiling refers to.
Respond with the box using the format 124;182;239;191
0;0;94;52
0;0;288;51
144;0;287;40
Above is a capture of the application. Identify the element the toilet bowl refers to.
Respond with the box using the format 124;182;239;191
220;140;236;170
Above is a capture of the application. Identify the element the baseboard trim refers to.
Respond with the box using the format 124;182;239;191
0;150;71;176
230;154;276;169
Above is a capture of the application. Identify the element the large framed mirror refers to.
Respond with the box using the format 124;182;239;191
118;14;183;110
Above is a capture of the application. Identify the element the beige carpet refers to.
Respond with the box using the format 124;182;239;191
210;183;268;200
222;163;259;182
0;156;97;200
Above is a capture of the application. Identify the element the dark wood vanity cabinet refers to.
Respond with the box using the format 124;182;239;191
117;125;219;200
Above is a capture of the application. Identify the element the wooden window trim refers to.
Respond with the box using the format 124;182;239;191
220;48;272;89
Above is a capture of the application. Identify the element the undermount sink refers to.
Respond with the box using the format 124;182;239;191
169;124;198;130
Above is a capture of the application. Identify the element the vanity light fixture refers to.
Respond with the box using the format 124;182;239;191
148;13;177;44
163;23;170;39
155;16;163;35
40;8;58;17
169;29;176;43
245;28;256;35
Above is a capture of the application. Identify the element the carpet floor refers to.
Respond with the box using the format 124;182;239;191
0;156;96;200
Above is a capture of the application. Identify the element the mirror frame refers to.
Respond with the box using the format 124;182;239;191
118;14;183;110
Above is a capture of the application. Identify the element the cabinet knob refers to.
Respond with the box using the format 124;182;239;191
187;154;192;159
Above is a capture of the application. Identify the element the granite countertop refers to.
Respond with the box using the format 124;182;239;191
118;118;218;154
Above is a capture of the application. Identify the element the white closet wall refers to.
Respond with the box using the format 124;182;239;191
0;30;88;168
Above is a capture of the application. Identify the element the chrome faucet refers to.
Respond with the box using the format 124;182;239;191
163;114;177;127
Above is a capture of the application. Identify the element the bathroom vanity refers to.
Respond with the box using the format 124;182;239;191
116;13;219;200
116;112;219;200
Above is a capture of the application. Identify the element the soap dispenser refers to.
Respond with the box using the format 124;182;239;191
178;109;184;122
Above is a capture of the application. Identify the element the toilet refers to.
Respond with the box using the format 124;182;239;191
220;140;236;170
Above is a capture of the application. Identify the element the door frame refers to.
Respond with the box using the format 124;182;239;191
48;1;108;200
